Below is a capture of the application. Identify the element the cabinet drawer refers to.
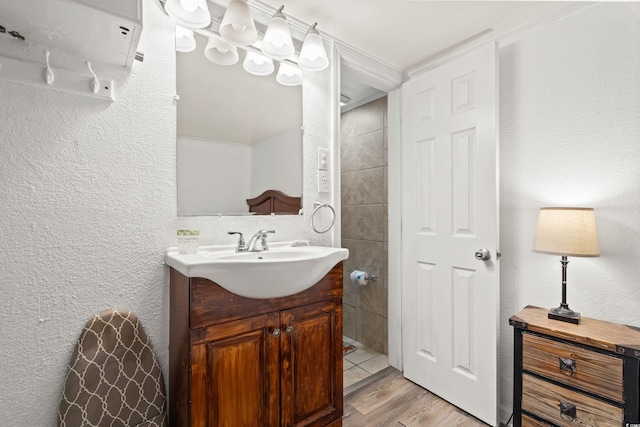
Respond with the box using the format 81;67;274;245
522;373;623;427
522;414;553;426
522;333;623;402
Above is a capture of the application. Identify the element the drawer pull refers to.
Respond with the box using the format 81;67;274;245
559;357;577;376
559;401;577;421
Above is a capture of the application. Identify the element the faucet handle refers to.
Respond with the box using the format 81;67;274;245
259;230;275;251
228;231;245;251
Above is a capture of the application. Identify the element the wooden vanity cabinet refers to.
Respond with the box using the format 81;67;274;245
169;263;344;427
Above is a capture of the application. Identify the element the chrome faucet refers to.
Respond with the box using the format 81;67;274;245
228;231;246;252
228;230;275;252
245;229;276;252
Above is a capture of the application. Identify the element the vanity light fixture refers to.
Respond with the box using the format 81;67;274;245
175;26;196;52
243;50;275;76
162;0;330;85
165;0;211;29
299;23;329;72
219;0;258;46
204;37;239;65
276;62;303;86
261;6;295;60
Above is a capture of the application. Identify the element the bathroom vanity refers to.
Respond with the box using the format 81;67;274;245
168;263;344;427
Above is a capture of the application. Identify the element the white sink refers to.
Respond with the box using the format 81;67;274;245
165;241;349;299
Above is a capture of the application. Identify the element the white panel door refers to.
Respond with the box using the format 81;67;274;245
401;42;499;426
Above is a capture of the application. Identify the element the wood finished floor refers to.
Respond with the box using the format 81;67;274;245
343;368;489;427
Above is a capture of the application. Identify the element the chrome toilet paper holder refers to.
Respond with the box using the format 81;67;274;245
350;270;377;286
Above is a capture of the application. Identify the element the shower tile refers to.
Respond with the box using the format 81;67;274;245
383;166;388;206
356;97;386;135
343;359;355;371
341;108;358;140
355;240;385;281
358;275;387;317
341;206;357;239
383;128;388;167
357;205;386;242
341;238;358;273
341;171;358;206
341;137;357;173
356;130;385;170
360;354;389;374
356;168;384;205
343;273;359;307
344;342;381;365
356;309;386;353
343;366;371;388
343;304;356;339
382;279;389;318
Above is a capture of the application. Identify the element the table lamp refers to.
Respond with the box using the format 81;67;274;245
532;207;600;324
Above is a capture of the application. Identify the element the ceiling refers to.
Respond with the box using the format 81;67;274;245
177;1;581;142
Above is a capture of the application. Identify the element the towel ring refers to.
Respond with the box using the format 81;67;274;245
311;201;336;234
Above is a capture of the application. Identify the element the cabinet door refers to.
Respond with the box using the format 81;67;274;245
280;300;343;427
190;313;281;427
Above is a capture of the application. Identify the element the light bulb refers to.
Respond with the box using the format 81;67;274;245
180;0;197;12
261;7;294;60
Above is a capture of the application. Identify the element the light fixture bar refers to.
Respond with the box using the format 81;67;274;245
192;27;301;68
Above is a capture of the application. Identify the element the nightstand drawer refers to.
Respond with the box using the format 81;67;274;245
522;333;623;402
521;414;553;426
522;373;623;427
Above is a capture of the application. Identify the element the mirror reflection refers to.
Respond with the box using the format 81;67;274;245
176;33;303;216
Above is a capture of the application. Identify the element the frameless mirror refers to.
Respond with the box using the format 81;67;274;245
176;33;303;216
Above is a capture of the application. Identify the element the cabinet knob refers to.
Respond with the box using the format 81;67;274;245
285;326;293;334
272;328;281;337
559;357;576;376
559;400;577;421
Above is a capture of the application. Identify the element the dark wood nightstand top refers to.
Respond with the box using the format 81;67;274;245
509;305;640;358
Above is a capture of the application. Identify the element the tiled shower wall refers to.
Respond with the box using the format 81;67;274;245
340;96;388;354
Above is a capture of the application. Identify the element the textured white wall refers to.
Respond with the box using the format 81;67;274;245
0;1;335;424
251;127;302;198
177;137;252;214
498;2;640;420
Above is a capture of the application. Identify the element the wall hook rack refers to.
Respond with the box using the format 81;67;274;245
0;50;115;101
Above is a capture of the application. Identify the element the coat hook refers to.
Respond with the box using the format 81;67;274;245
43;50;54;85
85;61;99;94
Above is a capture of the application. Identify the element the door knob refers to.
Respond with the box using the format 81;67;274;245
475;248;491;261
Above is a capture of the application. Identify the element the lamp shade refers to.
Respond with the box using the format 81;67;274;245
219;0;258;46
243;51;274;76
299;24;329;72
533;207;600;257
175;26;196;52
165;0;211;29
276;62;302;86
204;37;239;65
262;8;294;60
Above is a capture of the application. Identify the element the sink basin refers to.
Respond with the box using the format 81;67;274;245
165;241;349;299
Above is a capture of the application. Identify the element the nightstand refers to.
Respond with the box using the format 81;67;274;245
510;305;640;427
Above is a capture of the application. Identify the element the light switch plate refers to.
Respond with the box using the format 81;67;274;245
317;148;329;171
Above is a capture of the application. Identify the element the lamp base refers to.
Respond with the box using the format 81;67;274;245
548;306;580;324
